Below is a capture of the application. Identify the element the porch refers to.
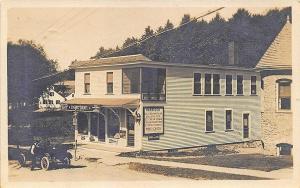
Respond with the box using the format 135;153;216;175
62;98;141;150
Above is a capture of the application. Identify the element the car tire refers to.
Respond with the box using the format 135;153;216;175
63;157;71;168
40;156;51;170
18;153;26;167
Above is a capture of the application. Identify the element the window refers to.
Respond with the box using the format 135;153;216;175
226;75;233;95
48;100;53;104
49;92;54;96
107;72;113;94
84;73;90;94
123;68;141;94
193;73;201;95
237;75;243;95
225;110;232;130
243;113;250;139
43;100;47;104
56;100;60;104
205;74;212;94
213;74;220;95
278;80;291;110
205;110;214;132
251;76;257;95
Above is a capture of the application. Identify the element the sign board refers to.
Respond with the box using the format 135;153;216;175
143;107;164;135
62;104;94;112
148;134;160;141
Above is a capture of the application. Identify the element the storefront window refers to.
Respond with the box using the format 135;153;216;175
77;113;88;135
107;110;120;138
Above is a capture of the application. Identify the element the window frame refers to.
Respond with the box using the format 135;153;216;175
236;75;244;95
225;75;233;96
84;73;91;94
205;109;214;133
212;74;220;95
193;72;202;95
225;109;233;131
242;112;251;140
276;79;292;112
250;76;257;95
106;72;114;94
204;74;212;95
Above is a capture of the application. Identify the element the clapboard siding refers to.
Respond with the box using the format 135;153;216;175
142;67;261;151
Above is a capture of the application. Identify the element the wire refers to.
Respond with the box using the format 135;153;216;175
32;7;225;81
97;7;225;58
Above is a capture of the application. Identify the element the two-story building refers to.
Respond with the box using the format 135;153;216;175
63;53;261;151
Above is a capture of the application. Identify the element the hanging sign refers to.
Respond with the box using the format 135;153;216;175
62;104;94;112
143;107;164;135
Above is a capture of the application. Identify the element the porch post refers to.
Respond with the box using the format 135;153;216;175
87;113;91;138
73;111;78;141
104;108;108;143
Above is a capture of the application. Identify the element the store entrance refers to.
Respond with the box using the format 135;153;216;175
98;115;105;142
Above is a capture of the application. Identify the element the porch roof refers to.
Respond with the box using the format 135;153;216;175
63;98;140;107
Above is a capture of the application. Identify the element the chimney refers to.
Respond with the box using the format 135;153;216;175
287;15;291;23
228;41;238;65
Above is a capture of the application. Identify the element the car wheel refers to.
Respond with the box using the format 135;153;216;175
18;153;26;167
40;156;51;170
63;157;71;168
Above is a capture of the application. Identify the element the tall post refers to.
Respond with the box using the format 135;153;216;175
105;108;108;143
73;111;78;160
88;113;91;138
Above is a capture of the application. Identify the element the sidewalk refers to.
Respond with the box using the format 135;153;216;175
76;146;293;180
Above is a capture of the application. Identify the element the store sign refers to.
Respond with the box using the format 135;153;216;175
144;107;164;135
62;104;94;112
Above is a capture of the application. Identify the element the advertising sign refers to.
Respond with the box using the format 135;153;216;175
143;107;164;135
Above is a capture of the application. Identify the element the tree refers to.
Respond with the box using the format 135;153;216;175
8;40;58;110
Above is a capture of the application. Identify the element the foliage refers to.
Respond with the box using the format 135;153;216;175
91;7;291;68
7;39;59;109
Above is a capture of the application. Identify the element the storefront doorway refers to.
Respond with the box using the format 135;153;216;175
127;110;135;147
98;115;105;142
77;112;88;135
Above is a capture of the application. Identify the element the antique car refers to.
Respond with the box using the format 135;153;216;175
18;141;73;170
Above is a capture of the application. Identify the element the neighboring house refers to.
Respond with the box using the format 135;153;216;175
256;18;292;155
63;53;261;151
38;80;75;111
38;87;66;110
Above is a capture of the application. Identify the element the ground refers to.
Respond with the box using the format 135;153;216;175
8;145;293;181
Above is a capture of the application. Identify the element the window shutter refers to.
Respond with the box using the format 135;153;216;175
279;84;291;97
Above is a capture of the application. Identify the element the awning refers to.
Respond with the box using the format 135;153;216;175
63;98;140;107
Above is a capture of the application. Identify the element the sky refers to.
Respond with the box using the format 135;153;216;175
8;7;278;70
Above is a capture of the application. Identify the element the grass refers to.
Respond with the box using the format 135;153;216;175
128;162;272;180
138;154;293;172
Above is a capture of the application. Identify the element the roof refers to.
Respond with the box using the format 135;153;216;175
256;20;291;70
70;54;151;69
63;98;140;107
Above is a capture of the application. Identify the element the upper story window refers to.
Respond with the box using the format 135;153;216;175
193;73;201;95
226;75;233;95
84;73;90;94
106;72;113;94
205;110;214;132
49;92;54;96
123;68;140;94
213;74;220;95
141;68;166;101
43;100;47;104
56;100;60;104
237;75;243;95
277;79;291;110
205;74;212;95
48;100;53;104
251;76;257;95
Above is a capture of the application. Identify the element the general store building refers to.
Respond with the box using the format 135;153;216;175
64;53;261;151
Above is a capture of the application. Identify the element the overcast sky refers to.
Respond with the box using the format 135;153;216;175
8;7;278;70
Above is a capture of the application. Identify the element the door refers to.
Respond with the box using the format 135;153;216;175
243;113;250;139
98;115;105;142
127;111;135;147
